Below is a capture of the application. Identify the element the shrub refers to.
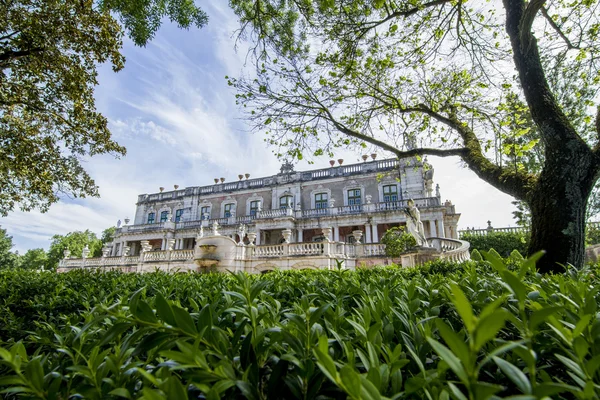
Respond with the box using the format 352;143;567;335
460;231;529;257
0;257;599;399
381;226;416;257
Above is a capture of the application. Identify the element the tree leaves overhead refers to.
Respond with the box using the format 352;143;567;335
0;0;208;216
229;0;600;271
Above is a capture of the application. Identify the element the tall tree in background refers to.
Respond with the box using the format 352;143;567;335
18;248;48;270
47;230;103;270
0;0;208;216
230;0;600;272
0;227;18;269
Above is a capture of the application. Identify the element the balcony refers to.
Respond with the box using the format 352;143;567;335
117;197;440;234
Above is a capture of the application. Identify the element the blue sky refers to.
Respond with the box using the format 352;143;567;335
1;3;517;253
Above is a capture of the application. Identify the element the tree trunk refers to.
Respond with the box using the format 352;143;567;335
528;154;596;273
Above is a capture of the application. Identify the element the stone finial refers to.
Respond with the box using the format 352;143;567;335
247;232;257;246
63;249;71;259
365;194;372;204
122;246;131;257
167;239;176;251
352;230;364;244
329;198;336;208
281;228;292;243
102;247;110;258
81;245;90;259
487;220;493;231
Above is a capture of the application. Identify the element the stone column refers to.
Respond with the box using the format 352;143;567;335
333;226;340;242
365;224;372;243
255;229;261;245
297;229;303;243
429;220;436;238
372;224;379;242
437;219;445;238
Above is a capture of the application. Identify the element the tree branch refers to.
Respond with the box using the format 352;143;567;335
540;7;578;50
518;0;545;52
0;47;44;63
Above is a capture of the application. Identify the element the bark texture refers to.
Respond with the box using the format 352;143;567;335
502;0;600;272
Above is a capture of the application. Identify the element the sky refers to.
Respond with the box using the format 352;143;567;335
0;3;517;253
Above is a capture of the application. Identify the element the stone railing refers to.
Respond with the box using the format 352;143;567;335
59;236;471;271
289;242;324;256
360;243;387;257
171;249;194;261
253;245;285;257
429;237;470;262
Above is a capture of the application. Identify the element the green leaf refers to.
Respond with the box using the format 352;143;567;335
435;319;470;367
493;356;531;394
154;292;177;326
529;306;562;330
473;309;508;351
449;283;475;333
172;305;197;335
109;388;133;399
426;338;468;385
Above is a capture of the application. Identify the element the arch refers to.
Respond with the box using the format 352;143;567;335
290;262;318;270
253;263;279;273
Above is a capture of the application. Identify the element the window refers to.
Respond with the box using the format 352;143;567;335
175;209;184;222
249;200;260;216
160;211;169;222
348;189;361;205
147;212;155;224
200;206;210;220
383;185;398;202
280;195;293;209
224;203;234;218
315;193;328;209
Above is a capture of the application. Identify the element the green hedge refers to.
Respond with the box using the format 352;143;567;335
1;258;599;399
460;231;529;257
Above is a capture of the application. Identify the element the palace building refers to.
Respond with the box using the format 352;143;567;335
107;156;460;257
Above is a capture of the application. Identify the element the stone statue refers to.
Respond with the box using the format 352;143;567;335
404;199;427;246
198;226;204;238
238;224;247;243
212;221;220;236
116;219;122;228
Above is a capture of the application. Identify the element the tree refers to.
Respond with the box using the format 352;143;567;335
0;227;18;269
18;248;48;270
101;226;117;245
229;0;600;272
0;0;208;216
47;230;102;269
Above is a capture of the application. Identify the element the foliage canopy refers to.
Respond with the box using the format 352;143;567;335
0;0;208;216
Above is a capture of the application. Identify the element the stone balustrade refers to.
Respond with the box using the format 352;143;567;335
118;197;441;235
58;236;470;272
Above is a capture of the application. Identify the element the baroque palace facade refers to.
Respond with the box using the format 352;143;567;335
107;157;461;257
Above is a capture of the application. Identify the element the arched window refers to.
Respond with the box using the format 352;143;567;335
279;195;293;209
147;212;155;224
